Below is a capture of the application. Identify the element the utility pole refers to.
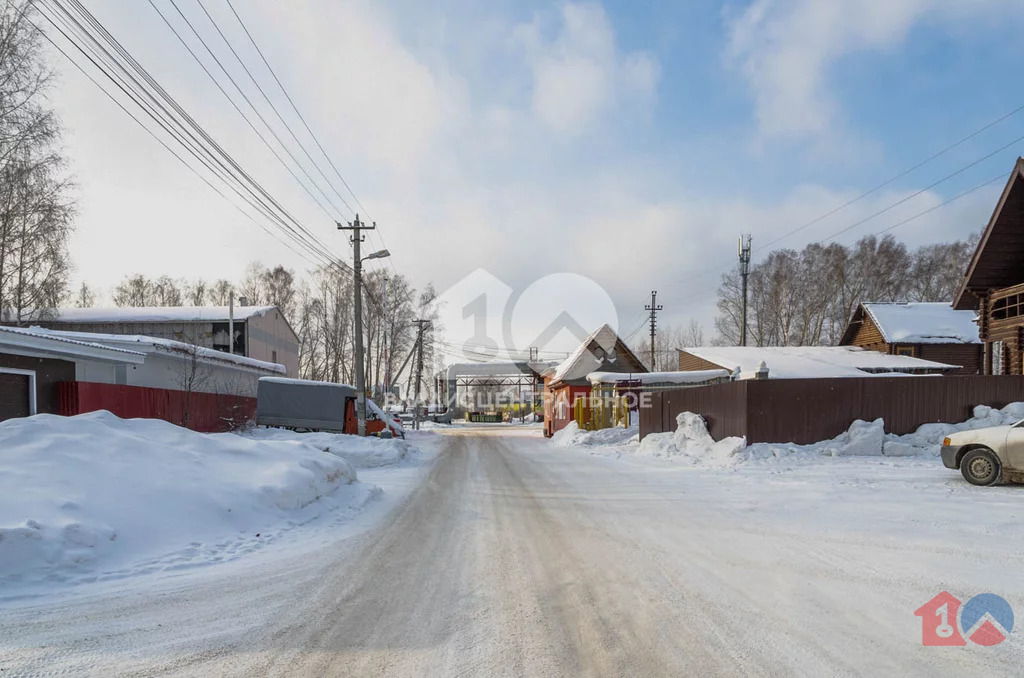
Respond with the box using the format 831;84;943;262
738;234;752;347
338;214;375;437
645;290;662;370
412;319;430;431
382;275;390;406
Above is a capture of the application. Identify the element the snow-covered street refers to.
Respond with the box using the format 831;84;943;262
2;421;1023;676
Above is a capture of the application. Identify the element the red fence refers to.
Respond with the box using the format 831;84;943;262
640;376;1024;444
58;382;256;433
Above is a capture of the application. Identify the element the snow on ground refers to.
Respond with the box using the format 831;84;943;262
0;411;435;598
550;421;638;448
578;402;1024;469
243;426;414;468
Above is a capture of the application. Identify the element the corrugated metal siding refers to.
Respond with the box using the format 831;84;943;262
58;382;256;432
642;376;1024;444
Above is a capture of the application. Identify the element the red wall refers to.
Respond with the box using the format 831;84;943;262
58;382;255;433
544;384;590;437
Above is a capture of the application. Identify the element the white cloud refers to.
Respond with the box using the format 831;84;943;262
516;3;658;134
726;0;1022;142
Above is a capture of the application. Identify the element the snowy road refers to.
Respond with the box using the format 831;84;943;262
2;427;1022;676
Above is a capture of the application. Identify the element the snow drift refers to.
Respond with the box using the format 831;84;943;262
243;427;414;468
551;421;638;448
562;403;1024;469
0;411;365;589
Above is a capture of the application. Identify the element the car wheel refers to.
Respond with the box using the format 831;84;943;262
961;448;1001;486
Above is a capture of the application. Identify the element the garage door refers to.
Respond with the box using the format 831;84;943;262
0;371;31;421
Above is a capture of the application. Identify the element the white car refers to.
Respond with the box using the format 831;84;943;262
941;421;1024;486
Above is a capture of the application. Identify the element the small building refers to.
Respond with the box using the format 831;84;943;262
0;326;144;423
677;345;958;379
954;157;1024;375
839;302;982;374
1;325;283;430
543;324;647;437
33;306;300;377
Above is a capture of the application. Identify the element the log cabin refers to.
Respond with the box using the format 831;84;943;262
839;302;982;374
954;157;1024;375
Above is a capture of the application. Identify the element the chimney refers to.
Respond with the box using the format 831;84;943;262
755;361;770;380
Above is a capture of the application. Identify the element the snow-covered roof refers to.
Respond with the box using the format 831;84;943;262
32;328;284;374
679;345;958;380
260;376;354;389
861;302;981;345
587;369;731;386
550;324;644;385
49;306;278;323
0;326;146;363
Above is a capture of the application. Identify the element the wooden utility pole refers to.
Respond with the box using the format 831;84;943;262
412;319;431;430
338;214;376;436
645;290;662;370
739;235;752;347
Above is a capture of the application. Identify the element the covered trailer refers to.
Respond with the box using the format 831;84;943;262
256;377;403;437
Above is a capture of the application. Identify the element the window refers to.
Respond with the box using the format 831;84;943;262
272;350;278;363
895;346;916;357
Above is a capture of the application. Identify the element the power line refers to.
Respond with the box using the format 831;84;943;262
224;0;397;278
35;0;334;267
669;106;1024;294
37;0;362;284
28;11;321;269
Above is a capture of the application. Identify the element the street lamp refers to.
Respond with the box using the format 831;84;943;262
338;216;391;437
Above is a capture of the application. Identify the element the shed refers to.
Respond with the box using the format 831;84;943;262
677;345;958;380
0;326;144;423
543;324;647;437
840;302;982;374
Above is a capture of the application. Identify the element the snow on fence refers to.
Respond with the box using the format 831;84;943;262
640;375;1024;445
58;382;255;433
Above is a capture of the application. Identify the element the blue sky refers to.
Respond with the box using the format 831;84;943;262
47;0;1024;351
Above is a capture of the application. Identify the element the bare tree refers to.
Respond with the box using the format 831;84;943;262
237;262;266;305
714;233;979;347
185;279;208;306
0;1;74;325
152;275;183;306
73;281;95;308
262;264;296;321
113;274;154;307
208;279;232;305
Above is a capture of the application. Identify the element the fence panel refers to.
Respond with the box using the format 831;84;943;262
644;376;1024;445
58;382;255;432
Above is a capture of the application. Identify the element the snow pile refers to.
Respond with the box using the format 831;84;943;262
636;413;745;466
0;411;361;588
562;403;1024;469
551;422;638;447
243;427;414;468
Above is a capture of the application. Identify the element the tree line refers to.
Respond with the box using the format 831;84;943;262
713;234;979;347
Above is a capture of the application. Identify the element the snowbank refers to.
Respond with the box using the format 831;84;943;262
558;403;1024;469
636;413;746;466
551;422;638;447
0;412;362;589
243;427;415;468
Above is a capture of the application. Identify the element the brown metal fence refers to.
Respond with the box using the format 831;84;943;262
641;376;1024;444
